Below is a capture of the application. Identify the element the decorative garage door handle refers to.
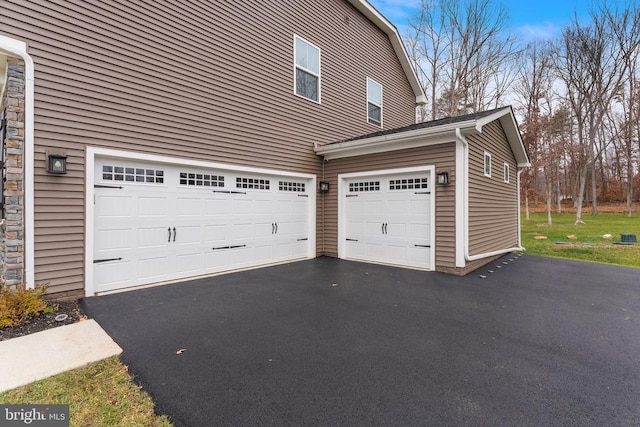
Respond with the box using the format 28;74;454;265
173;227;176;242
212;244;247;250
168;227;172;242
381;223;388;234
94;184;123;189
272;223;279;234
93;257;123;263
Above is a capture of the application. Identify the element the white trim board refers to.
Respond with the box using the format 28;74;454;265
85;147;317;297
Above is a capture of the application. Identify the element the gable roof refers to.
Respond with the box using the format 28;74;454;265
348;0;426;105
315;106;531;167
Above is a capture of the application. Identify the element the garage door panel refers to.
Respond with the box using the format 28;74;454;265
175;197;204;217
137;227;169;249
174;225;204;245
95;260;133;289
232;222;253;240
204;197;231;215
138;196;170;217
175;252;203;276
386;199;407;214
408;223;429;240
137;256;170;281
205;224;228;243
96;195;134;218
233;198;254;214
93;157;312;292
95;228;135;251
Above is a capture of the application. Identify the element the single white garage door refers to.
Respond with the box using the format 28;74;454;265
342;171;433;270
93;158;313;293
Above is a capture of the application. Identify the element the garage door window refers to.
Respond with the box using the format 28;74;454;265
389;178;428;190
349;181;380;192
102;165;164;183
279;181;306;192
237;177;270;190
179;172;224;187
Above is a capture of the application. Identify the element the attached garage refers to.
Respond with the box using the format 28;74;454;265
339;168;434;270
317;107;530;275
86;149;316;295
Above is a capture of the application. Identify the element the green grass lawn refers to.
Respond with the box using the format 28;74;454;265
521;212;640;268
0;357;172;427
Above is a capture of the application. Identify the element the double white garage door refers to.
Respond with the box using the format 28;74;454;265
92;157;313;293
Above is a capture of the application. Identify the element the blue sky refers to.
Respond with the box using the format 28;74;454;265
368;0;597;43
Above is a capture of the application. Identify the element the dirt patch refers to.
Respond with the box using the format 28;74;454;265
0;300;87;341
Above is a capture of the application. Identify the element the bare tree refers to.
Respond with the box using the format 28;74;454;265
514;41;554;222
554;6;630;223
606;1;640;216
406;0;518;120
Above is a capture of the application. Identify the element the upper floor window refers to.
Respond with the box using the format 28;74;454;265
367;78;382;126
294;35;320;103
484;152;492;177
503;163;510;183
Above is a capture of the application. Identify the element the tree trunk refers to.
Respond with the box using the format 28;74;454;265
590;162;599;215
575;164;587;224
525;188;530;221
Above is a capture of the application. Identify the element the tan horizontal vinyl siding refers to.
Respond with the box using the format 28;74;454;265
467;120;519;256
322;142;457;270
1;0;416;293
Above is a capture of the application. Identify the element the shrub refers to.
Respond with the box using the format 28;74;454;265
0;285;51;328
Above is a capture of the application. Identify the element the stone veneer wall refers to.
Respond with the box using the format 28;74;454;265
0;58;25;288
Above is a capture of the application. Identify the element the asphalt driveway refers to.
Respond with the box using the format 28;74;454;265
81;255;640;426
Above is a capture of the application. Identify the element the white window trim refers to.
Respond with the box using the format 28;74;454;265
484;152;492;177
293;34;321;104
366;77;383;127
503;163;510;183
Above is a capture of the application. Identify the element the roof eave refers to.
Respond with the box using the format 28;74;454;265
348;0;426;105
315;120;477;160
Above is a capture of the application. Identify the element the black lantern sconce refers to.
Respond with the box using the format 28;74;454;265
319;181;330;192
47;154;68;175
436;171;449;186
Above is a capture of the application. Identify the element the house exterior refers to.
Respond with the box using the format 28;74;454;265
0;0;528;298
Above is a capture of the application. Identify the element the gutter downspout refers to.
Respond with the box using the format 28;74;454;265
0;36;35;289
455;128;524;265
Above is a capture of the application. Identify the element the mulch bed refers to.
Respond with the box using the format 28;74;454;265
0;300;87;341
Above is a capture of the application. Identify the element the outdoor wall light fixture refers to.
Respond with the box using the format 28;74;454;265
436;171;449;186
47;154;68;174
319;181;330;192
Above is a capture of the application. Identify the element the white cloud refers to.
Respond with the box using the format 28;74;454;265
515;22;561;42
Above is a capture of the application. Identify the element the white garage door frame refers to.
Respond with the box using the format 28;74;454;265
337;165;436;270
85;147;317;297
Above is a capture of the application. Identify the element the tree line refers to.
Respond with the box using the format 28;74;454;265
405;0;640;223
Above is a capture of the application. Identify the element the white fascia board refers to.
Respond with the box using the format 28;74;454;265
348;0;426;105
476;107;531;168
316;120;477;160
